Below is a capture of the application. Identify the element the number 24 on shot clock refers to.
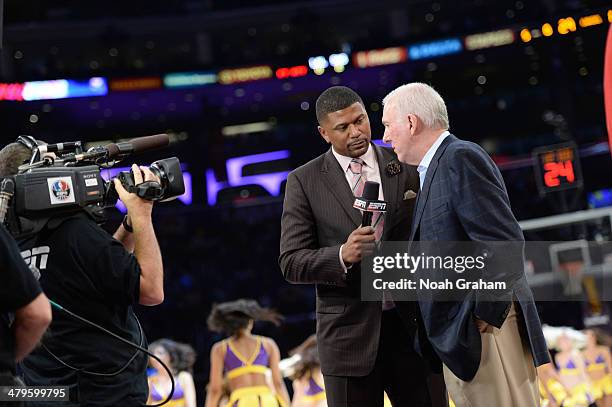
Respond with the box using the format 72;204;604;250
533;142;583;195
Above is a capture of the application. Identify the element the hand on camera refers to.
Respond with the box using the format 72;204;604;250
341;226;376;266
113;164;160;222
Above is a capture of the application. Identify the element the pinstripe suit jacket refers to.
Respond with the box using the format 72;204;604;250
410;134;550;381
279;143;421;376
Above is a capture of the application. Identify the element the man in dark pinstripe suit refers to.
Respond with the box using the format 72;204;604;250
382;83;549;407
279;87;439;407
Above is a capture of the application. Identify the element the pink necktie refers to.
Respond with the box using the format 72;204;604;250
349;159;393;309
349;158;384;241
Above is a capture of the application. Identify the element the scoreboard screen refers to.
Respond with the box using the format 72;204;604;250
532;143;583;194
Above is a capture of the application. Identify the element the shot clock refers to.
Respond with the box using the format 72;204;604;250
532;143;583;195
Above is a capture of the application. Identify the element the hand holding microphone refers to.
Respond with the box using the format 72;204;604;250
342;226;376;266
342;181;388;266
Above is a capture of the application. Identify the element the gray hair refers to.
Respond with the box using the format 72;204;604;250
382;83;449;130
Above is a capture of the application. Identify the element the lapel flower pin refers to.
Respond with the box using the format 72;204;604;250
385;160;401;177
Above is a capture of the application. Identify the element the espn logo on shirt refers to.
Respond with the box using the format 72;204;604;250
21;246;50;280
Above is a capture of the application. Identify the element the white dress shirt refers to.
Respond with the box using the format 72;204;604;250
417;131;450;190
332;144;384;272
332;144;384;200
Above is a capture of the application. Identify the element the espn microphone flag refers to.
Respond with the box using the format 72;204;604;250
359;181;379;227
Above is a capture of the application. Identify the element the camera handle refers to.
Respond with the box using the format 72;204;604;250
125;181;164;201
16;155;55;173
117;170;164;202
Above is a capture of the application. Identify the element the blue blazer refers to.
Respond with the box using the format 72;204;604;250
410;134;550;381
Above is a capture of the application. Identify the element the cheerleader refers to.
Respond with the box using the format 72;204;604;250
555;332;595;407
289;335;326;407
147;339;197;407
205;299;290;407
582;329;612;407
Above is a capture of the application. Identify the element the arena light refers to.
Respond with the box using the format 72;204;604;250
206;150;290;205
66;77;108;98
180;172;193;205
352;47;407;68
578;14;603;28
520;28;532;43
22;80;68;100
329;53;349;73
557;17;577;35
163;72;217;88
0;83;25;101
588;188;612;209
275;65;308;80
408;38;462;60
542;23;554;37
464;29;514;51
22;77;107;101
221;121;274;137
110;77;162;91
609;10;612;23
218;66;273;85
308;56;329;75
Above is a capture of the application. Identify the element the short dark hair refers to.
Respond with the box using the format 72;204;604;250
0;143;32;177
315;86;365;124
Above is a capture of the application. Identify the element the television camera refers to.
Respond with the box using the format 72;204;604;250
0;134;184;238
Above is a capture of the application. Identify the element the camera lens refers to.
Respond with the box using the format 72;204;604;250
149;157;184;201
149;163;165;189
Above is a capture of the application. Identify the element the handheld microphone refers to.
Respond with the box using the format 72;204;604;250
353;181;388;228
361;181;379;226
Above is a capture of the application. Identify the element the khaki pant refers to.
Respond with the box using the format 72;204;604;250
443;304;539;407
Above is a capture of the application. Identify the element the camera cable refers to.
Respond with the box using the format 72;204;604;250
41;300;174;407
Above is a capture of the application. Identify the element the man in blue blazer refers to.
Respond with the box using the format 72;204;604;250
381;83;550;407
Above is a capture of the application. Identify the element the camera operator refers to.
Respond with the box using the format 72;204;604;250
0;140;165;406
1;223;52;387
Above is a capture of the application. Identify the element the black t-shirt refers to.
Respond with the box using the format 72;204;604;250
18;213;148;406
0;224;42;374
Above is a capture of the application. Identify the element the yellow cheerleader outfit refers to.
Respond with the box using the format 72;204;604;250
585;354;612;400
557;359;594;407
223;337;287;407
